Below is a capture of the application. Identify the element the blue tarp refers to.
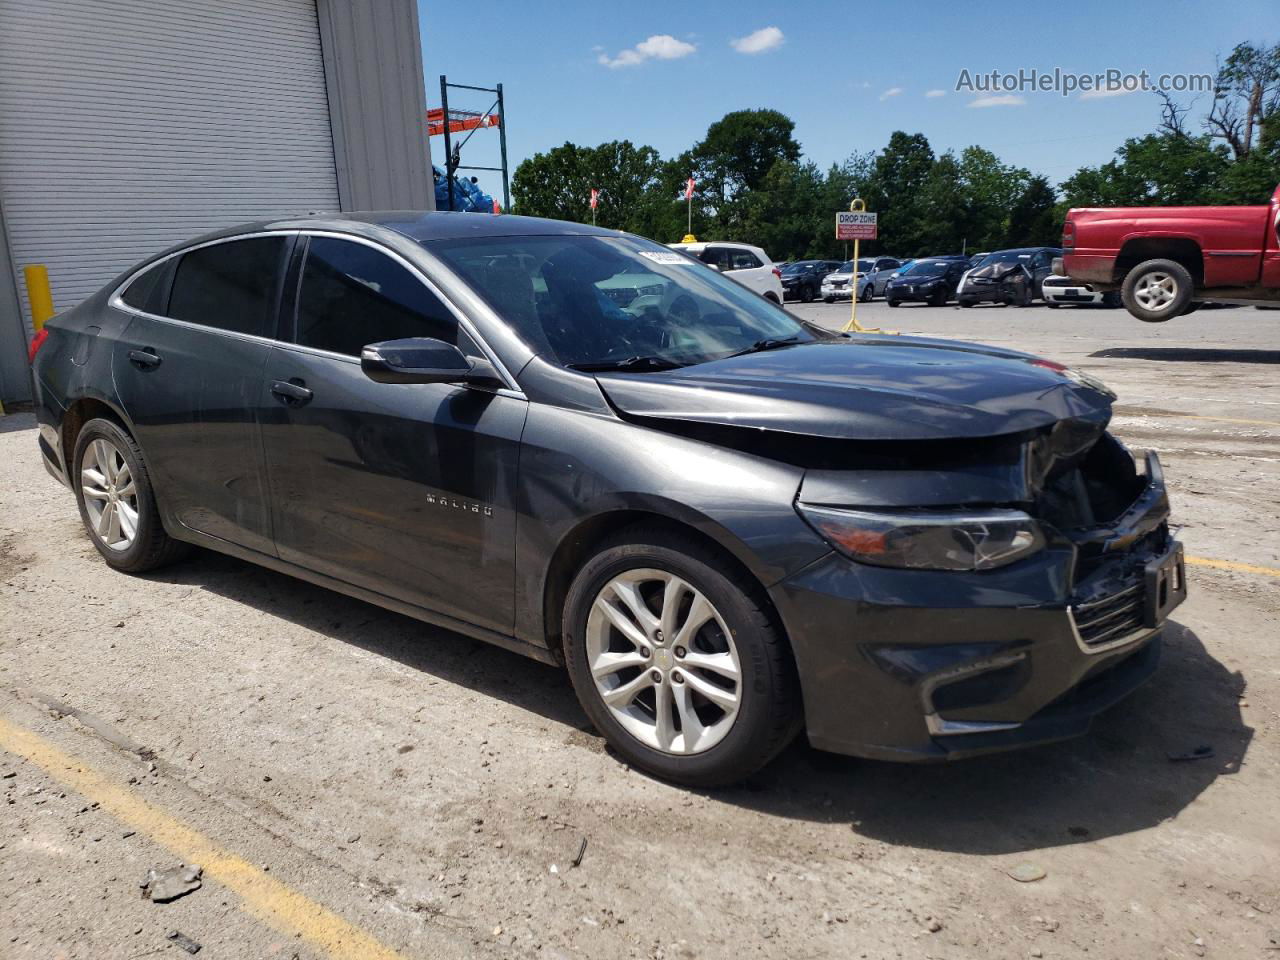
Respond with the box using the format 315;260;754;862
434;165;496;213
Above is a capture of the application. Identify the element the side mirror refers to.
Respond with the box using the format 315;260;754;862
360;337;503;388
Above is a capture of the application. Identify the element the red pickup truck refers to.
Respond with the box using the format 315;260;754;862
1060;184;1280;321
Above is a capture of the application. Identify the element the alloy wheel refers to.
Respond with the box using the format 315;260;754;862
1133;272;1178;312
80;438;139;551
586;568;742;755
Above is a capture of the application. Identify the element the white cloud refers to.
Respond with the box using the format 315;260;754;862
967;94;1026;108
1080;84;1138;100
597;34;696;68
879;87;904;101
925;88;946;98
730;26;784;54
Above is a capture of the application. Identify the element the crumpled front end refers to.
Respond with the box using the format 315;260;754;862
770;422;1186;761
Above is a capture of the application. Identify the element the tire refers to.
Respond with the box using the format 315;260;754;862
886;298;900;308
1121;258;1193;322
928;287;947;307
73;418;190;573
822;296;833;303
800;283;815;304
764;292;780;305
860;284;874;303
1182;300;1203;315
958;299;974;308
1046;302;1060;309
563;527;800;787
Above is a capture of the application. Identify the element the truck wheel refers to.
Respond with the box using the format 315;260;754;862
1122;259;1193;322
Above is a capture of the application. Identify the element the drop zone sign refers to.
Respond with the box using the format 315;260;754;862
836;211;878;240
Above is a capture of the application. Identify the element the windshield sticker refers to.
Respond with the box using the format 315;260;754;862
639;251;693;265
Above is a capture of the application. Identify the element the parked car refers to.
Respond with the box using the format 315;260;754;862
852;257;903;301
957;248;1061;307
820;258;867;302
779;260;841;302
1042;275;1121;308
668;240;784;303
29;212;1186;786
884;257;970;306
1060;184;1280;321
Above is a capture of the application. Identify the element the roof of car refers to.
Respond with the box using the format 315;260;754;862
215;211;622;244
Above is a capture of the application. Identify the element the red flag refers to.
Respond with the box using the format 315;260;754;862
589;188;599;210
685;177;695;200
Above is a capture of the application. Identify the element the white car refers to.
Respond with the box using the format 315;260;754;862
1042;275;1121;308
668;241;784;303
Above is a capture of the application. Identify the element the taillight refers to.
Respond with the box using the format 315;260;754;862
27;327;49;365
1061;220;1075;252
772;267;782;279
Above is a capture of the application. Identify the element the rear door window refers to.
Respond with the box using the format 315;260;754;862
120;258;177;315
293;236;459;357
698;247;734;271
727;248;762;271
167;236;288;337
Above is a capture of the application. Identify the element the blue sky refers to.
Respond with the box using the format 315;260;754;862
419;0;1275;200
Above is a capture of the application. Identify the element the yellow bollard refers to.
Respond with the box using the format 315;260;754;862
24;264;55;331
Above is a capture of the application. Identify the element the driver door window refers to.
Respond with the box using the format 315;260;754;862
294;237;458;355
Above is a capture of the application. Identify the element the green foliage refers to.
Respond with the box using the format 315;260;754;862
512;60;1280;261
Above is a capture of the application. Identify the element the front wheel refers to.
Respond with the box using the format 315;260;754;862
73;418;190;573
860;284;874;302
1122;259;1193;322
564;529;799;787
887;298;900;307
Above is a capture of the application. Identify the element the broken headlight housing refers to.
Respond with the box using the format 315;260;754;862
797;505;1045;571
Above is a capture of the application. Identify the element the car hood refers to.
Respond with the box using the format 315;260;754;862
969;261;1028;280
595;336;1113;442
824;273;853;282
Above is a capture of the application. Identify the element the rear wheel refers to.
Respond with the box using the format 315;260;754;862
564;529;799;787
1122;259;1193;322
73;418;189;573
800;283;815;304
860;284;874;302
887;298;900;307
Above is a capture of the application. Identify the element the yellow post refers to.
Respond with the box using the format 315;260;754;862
24;264;55;331
842;199;896;336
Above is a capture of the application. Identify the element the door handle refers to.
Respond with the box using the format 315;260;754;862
270;379;313;405
128;348;162;369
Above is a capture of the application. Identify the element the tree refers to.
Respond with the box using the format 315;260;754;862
957;147;1031;252
863;132;935;255
1060;133;1229;209
1005;175;1059;247
682;109;803;235
738;160;828;260
1207;41;1280;159
512;140;663;231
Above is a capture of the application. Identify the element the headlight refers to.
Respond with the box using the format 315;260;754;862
796;505;1045;571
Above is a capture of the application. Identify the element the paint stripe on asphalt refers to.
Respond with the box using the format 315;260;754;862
1186;556;1280;578
0;715;410;960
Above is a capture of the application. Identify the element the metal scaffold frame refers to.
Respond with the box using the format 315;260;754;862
435;75;510;212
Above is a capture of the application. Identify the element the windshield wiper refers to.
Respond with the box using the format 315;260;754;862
725;335;805;358
568;355;685;373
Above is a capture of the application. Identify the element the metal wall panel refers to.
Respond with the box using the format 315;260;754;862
315;0;435;212
0;0;342;399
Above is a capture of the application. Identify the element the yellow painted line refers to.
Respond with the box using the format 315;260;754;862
0;715;410;960
1186;556;1280;578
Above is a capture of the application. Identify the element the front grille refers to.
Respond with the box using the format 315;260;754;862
1071;579;1145;647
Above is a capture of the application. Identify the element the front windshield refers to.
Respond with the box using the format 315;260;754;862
432;234;824;369
903;260;954;277
781;262;815;275
836;261;855;273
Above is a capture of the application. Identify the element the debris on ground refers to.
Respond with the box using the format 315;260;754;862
141;864;202;902
1006;862;1047;883
924;916;943;932
571;837;588;868
166;929;202;954
1167;745;1215;762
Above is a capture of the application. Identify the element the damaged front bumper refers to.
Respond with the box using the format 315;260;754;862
770;450;1186;762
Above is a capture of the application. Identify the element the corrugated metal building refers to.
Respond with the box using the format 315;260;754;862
0;0;435;403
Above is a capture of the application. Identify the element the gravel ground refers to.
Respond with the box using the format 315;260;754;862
2;299;1277;960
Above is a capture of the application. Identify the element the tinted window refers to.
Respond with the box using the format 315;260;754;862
727;248;762;270
698;247;733;271
120;259;176;314
168;237;286;336
294;237;457;357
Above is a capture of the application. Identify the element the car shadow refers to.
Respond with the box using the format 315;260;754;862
147;552;1247;855
711;620;1249;854
143;548;586;730
1091;347;1280;364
